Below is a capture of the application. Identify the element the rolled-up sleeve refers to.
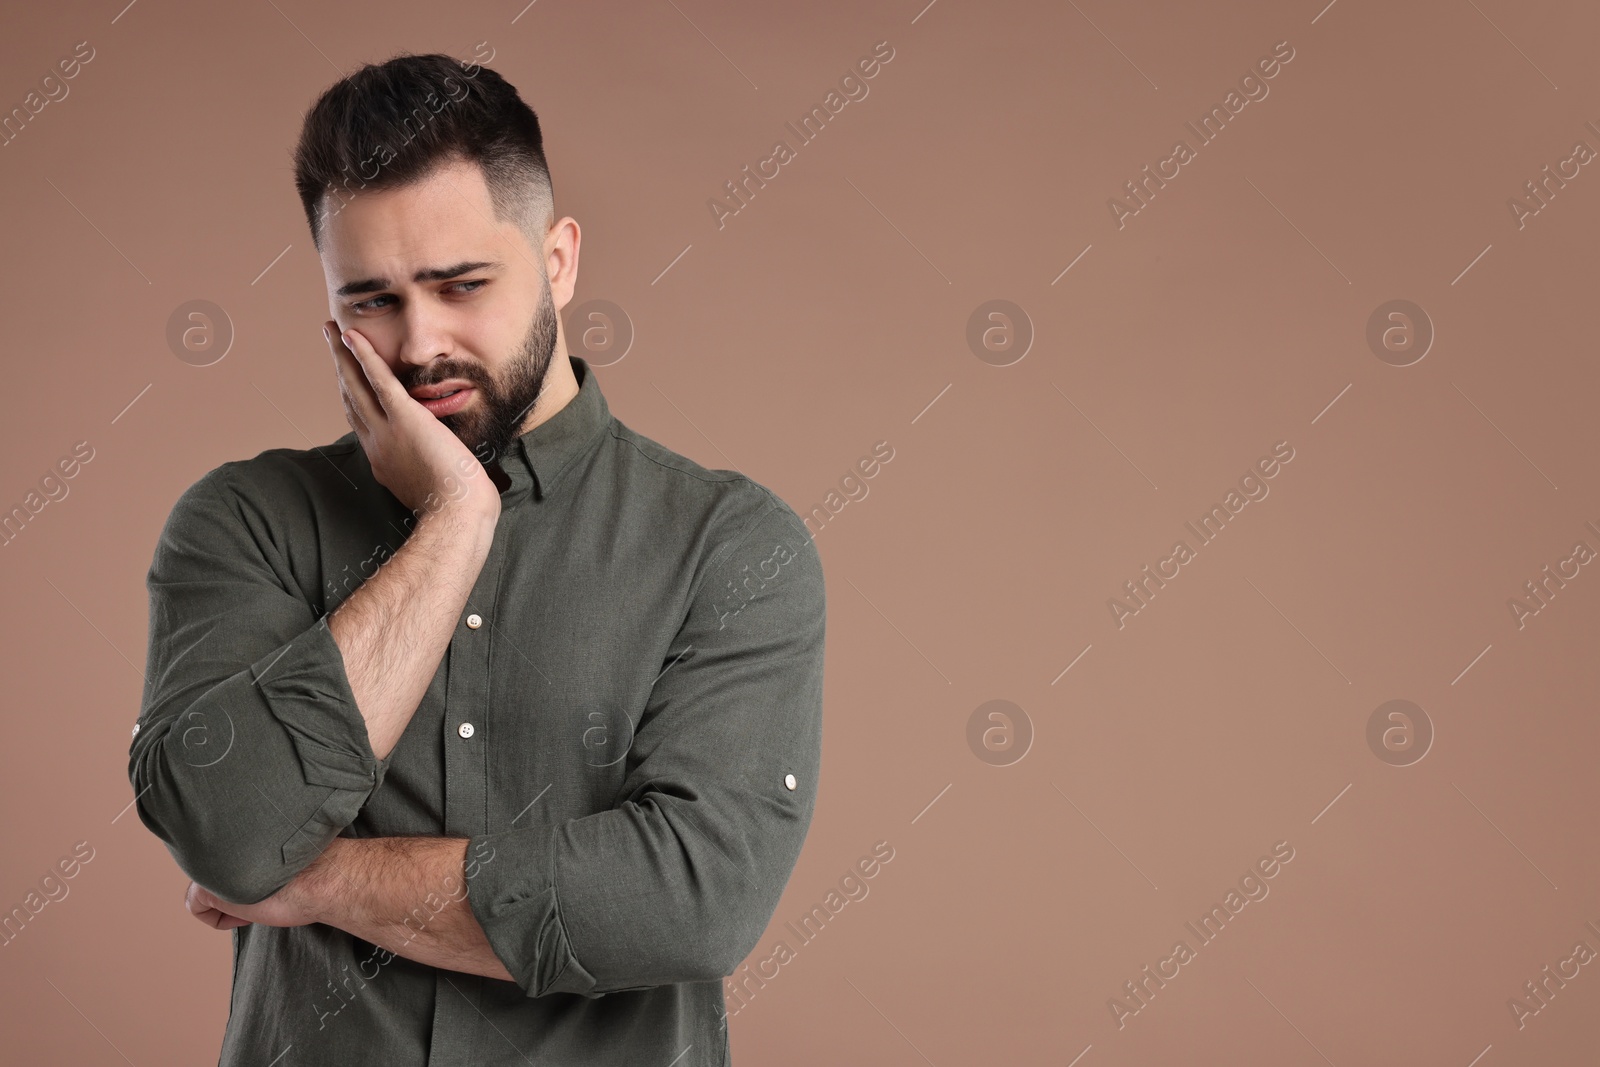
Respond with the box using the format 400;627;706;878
129;466;388;905
466;495;826;998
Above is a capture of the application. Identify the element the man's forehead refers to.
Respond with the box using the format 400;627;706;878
320;177;538;293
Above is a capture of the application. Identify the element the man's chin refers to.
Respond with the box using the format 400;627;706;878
439;417;487;453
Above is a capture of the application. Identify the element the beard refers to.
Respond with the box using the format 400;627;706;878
405;278;560;474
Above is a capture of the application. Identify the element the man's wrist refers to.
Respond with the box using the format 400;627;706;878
410;501;499;570
297;835;357;927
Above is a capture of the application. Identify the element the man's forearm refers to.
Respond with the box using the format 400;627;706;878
306;836;512;982
329;503;497;760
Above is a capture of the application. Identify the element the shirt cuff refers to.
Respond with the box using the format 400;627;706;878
253;615;389;862
464;825;599;998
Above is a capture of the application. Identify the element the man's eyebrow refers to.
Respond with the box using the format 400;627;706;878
334;260;505;299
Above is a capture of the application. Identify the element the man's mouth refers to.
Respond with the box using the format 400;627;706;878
409;381;474;400
410;384;476;416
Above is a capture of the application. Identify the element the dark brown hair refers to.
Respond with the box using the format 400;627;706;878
292;52;553;252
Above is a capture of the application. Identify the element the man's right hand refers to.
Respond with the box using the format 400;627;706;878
324;321;501;524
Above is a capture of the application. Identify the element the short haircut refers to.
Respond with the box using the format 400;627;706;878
292;52;554;253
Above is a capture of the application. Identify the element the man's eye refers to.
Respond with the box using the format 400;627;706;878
350;281;484;312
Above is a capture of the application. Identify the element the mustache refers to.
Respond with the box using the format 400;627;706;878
402;364;492;391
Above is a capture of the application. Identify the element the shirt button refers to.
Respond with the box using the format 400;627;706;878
131;722;141;739
466;613;483;629
784;773;797;790
458;722;476;739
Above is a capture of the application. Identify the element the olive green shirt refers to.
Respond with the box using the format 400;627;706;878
128;355;826;1066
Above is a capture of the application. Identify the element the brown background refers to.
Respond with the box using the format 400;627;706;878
3;0;1598;1063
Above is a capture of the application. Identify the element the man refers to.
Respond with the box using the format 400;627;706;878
128;52;826;1067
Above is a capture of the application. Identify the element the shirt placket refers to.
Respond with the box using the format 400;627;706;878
427;518;508;1066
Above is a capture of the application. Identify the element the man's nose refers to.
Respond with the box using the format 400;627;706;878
394;302;452;370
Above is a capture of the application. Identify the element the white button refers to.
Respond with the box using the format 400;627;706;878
458;722;476;739
466;613;482;629
131;722;141;739
784;773;797;790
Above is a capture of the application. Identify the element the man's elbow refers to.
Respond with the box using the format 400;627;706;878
686;891;783;981
137;798;295;905
514;899;772;997
129;755;301;905
682;822;812;980
182;847;292;906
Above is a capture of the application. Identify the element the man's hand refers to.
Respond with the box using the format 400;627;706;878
323;320;501;522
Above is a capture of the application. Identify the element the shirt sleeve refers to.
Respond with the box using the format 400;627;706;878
465;493;827;998
128;466;389;905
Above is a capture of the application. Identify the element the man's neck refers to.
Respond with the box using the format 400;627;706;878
482;350;579;496
519;350;580;437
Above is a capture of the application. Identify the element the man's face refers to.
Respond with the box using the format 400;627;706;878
319;157;560;470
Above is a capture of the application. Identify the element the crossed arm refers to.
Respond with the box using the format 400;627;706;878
167;468;512;971
185;835;513;982
142;466;826;996
134;325;830;1000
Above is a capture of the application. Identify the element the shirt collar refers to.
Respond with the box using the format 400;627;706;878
502;355;610;502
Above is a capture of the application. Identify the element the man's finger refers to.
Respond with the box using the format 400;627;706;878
340;326;404;421
185;883;223;927
337;376;369;439
325;322;382;432
185;882;252;930
326;322;379;430
196;905;251;931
